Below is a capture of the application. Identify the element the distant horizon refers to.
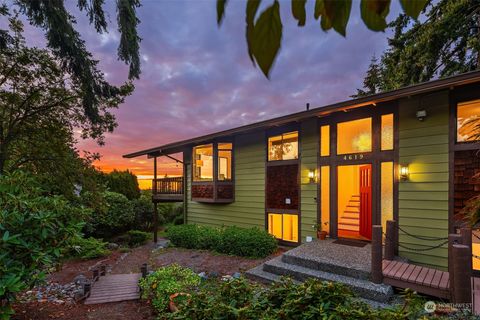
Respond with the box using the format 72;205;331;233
12;1;401;178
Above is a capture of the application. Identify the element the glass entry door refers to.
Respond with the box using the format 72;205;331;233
337;164;372;240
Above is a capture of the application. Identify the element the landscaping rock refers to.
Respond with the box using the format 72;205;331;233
73;274;87;285
18;280;83;305
198;272;208;280
232;272;241;279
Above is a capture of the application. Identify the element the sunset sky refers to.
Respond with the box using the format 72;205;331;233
15;0;401;188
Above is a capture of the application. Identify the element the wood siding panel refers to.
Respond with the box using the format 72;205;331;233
187;131;266;229
300;119;318;241
398;91;449;270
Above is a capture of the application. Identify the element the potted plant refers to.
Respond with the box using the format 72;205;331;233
313;221;328;240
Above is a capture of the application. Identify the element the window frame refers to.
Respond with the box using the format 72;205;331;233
193;143;214;182
191;140;235;203
455;99;480;145
267;130;299;162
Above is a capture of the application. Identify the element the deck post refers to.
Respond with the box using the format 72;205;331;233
141;263;148;278
452;244;472;304
448;233;462;301
460;227;472;273
153;156;158;243
385;220;396;261
371;225;383;284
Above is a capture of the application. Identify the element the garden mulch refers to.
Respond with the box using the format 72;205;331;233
12;239;286;320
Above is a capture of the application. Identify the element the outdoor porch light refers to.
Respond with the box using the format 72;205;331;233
308;169;316;183
400;164;409;181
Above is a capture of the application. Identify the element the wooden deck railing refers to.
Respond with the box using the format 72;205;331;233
152;177;183;195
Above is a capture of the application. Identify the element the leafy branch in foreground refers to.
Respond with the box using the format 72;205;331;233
217;0;429;78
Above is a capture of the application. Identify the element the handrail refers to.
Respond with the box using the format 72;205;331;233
152;177;183;194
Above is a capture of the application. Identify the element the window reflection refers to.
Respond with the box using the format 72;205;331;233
268;131;298;161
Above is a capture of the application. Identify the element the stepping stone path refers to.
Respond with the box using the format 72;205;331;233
85;273;142;305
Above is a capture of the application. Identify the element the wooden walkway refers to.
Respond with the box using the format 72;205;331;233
382;260;450;299
85;273;142;305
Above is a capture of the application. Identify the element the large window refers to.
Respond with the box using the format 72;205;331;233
193;144;213;181
320;125;330;156
381;114;394;150
457;99;480;142
268;131;298;161
192;142;234;202
218;143;232;181
268;213;299;242
337;118;372;154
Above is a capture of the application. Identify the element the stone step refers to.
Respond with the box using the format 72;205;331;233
260;257;393;302
282;250;369;280
245;265;396;309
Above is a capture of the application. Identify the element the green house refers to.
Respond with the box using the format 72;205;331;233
124;71;480;271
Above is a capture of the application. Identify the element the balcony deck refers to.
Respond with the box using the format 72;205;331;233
152;177;183;202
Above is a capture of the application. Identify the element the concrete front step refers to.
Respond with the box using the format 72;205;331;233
255;257;393;303
282;251;370;280
245;264;395;308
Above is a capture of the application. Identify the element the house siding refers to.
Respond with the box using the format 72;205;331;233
300;118;318;241
186;131;266;229
398;90;450;270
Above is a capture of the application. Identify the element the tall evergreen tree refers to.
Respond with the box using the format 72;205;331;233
356;0;480;96
354;55;382;97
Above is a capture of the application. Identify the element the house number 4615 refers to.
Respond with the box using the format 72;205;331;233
343;154;364;160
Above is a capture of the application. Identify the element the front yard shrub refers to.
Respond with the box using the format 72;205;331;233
167;224;221;250
127;230;150;247
132;193;155;231
84;191;135;238
167;224;277;258
0;171;86;317
68;237;110;260
217;226;277;258
139;264;201;312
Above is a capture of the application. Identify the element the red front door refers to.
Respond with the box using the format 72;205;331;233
359;165;372;240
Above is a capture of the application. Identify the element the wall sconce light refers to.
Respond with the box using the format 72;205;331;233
400;164;409;181
416;110;427;121
308;169;316;183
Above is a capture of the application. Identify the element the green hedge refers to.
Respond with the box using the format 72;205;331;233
127;230;150;247
167;224;277;258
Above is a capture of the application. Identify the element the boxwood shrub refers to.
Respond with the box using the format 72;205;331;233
167;224;277;258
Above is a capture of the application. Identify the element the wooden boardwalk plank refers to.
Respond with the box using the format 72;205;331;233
414;267;429;285
407;265;421;282
382;260;451;300
385;261;401;277
393;262;409;280
430;270;443;289
422;268;436;286
85;273;142;305
383;261;398;275
401;264;416;281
